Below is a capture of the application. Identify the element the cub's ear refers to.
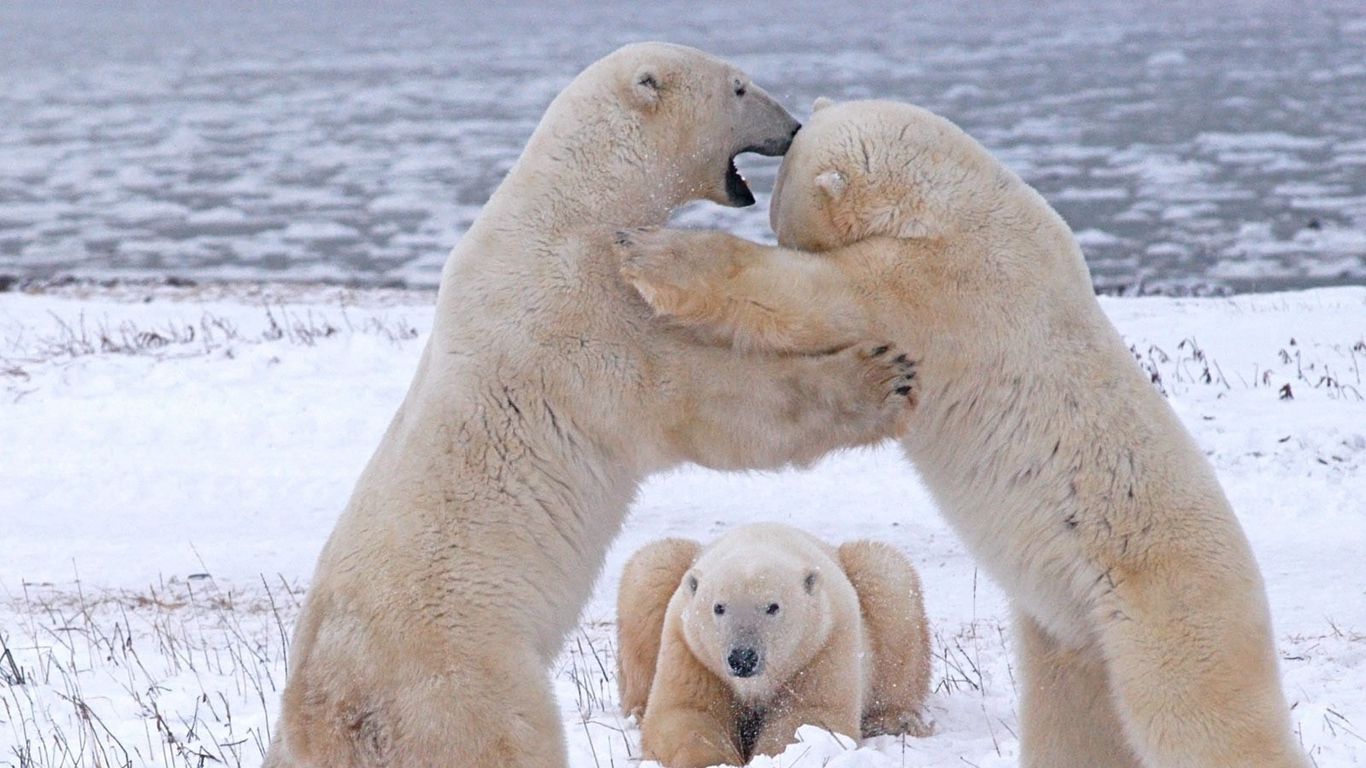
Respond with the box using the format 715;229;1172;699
627;66;665;111
812;96;836;112
814;170;847;199
803;571;818;594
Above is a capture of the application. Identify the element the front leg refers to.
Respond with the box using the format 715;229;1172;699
657;340;917;471
617;228;890;355
641;622;745;768
751;642;864;758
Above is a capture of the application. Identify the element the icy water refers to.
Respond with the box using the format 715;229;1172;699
2;1;1364;294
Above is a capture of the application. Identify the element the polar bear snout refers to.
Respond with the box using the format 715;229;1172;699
727;646;762;678
742;119;802;158
734;82;801;157
722;104;801;207
704;79;800;208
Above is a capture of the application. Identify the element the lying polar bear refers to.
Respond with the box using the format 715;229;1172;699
264;52;920;768
617;523;931;768
617;98;1308;768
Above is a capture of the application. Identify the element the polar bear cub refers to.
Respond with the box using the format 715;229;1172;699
265;56;922;768
617;523;931;768
616;99;1308;768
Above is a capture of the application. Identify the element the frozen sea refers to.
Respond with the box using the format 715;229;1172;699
2;0;1365;294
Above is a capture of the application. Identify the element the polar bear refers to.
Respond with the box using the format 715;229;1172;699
616;523;931;768
263;56;923;768
615;99;1309;768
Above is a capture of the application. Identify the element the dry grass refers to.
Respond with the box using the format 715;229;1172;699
1128;334;1365;402
1;576;301;768
0;301;423;404
2;580;1018;768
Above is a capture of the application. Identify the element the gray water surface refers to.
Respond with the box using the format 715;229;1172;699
2;1;1364;294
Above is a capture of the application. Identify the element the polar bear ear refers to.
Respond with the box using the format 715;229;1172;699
812;96;836;112
814;170;847;199
628;66;664;111
803;571;818;594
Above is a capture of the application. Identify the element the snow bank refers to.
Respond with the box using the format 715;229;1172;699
1;284;1363;766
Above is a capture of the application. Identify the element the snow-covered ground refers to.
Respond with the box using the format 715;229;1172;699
3;1;1366;294
1;283;1363;767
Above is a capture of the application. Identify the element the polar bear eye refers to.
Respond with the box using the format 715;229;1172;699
766;603;780;615
713;603;726;616
733;80;747;97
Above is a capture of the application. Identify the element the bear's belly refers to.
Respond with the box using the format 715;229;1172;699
923;476;1101;649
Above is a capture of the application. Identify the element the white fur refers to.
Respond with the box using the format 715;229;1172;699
617;524;931;767
262;49;926;768
619;99;1310;768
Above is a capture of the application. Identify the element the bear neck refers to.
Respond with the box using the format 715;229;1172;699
480;96;697;237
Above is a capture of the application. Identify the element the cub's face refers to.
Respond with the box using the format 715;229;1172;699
770;98;974;250
613;43;801;207
679;560;832;701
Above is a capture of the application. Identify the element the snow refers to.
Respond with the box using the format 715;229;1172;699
2;283;1364;767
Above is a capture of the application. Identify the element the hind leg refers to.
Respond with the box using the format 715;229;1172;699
1016;611;1141;768
407;644;566;768
616;538;702;719
276;632;565;768
462;663;566;768
261;730;294;768
1096;560;1308;768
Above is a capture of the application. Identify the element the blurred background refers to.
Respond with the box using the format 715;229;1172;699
2;0;1363;295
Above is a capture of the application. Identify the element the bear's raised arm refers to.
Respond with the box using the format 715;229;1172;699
616;228;926;355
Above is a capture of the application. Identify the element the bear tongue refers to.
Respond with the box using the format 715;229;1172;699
725;157;756;207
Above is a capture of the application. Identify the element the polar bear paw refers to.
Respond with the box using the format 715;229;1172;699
816;341;919;439
615;226;746;319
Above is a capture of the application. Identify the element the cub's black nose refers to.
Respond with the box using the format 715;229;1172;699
727;647;760;678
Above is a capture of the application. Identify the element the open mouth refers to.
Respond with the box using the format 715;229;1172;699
725;156;757;207
723;131;797;208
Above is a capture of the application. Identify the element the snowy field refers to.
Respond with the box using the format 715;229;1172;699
3;0;1366;294
1;283;1363;767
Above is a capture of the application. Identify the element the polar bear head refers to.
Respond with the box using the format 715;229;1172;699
679;530;836;701
768;98;1021;249
559;43;801;208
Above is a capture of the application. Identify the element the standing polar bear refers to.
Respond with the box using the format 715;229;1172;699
265;53;921;768
617;99;1309;768
617;523;931;768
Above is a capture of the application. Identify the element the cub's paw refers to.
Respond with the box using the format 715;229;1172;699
657;741;744;768
862;708;934;739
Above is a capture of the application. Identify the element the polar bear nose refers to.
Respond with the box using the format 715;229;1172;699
727;647;761;677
